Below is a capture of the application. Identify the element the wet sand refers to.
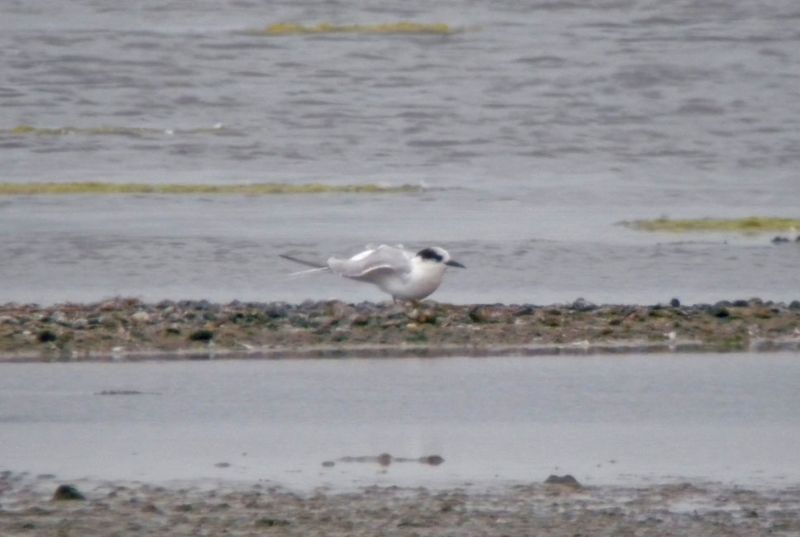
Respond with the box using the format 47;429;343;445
2;471;799;537
2;298;800;361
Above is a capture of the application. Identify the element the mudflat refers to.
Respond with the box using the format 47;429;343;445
2;472;799;537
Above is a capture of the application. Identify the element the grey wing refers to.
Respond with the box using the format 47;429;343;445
328;246;412;282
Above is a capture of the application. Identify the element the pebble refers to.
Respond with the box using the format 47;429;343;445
571;298;597;312
708;305;730;318
328;301;355;321
131;311;150;323
52;484;85;501
544;474;583;491
544;474;583;490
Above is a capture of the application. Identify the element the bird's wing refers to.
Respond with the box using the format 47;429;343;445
328;245;412;281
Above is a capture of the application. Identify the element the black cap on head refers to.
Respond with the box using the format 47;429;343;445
416;247;445;263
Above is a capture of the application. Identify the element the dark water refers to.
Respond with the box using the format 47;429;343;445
2;354;799;488
1;1;800;304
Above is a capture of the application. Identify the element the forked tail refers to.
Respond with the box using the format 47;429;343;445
279;254;331;277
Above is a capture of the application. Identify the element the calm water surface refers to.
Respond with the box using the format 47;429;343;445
1;1;800;304
2;354;799;489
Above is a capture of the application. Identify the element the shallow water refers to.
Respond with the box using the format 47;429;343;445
2;1;800;305
2;353;799;489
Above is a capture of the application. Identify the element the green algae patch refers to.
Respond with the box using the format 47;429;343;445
260;22;457;36
0;182;422;196
621;217;800;234
5;124;229;137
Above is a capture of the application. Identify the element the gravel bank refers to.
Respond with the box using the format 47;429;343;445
2;472;799;537
1;298;800;361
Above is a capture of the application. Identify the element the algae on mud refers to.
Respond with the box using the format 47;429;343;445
0;182;421;196
622;216;800;234
5;124;230;137
260;22;457;36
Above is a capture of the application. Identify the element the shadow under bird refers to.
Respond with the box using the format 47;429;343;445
280;245;465;302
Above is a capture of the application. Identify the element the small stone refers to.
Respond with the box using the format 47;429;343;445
408;307;437;324
261;303;290;318
188;329;214;342
141;503;161;514
349;313;370;326
468;306;488;322
571;298;596;312
544;474;582;489
131;311;150;323
419;455;445;466
709;305;730;318
52;484;85;501
468;305;508;323
37;330;58;343
255;518;290;528
321;460;335;468
328;301;355;321
515;305;536;316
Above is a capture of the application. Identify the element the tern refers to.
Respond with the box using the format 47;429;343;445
280;244;465;301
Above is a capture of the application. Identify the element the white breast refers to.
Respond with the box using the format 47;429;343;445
379;260;446;300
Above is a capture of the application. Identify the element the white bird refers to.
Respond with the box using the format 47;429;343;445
280;244;465;301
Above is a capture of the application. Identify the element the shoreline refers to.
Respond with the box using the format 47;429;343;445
2;298;799;362
2;471;799;536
